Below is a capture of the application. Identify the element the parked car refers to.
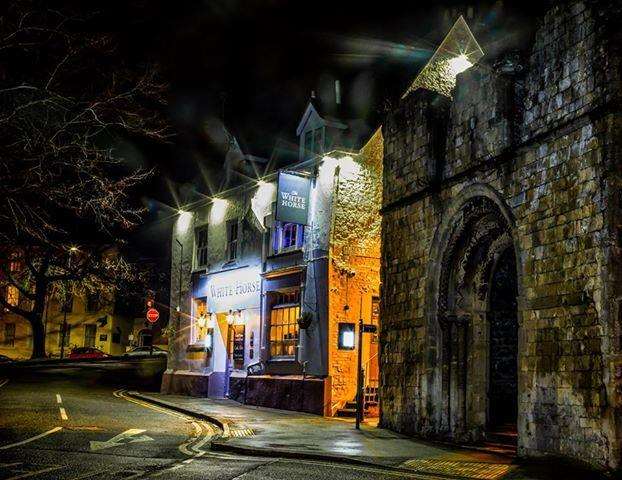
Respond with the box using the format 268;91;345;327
68;347;109;359
0;354;13;363
124;346;167;357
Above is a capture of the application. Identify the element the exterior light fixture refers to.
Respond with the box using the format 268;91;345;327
176;210;193;234
210;197;228;224
448;54;473;75
234;309;246;326
338;323;356;350
226;309;235;325
69;246;79;253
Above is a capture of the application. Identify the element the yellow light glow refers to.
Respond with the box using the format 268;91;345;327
176;210;193;234
210;198;228;224
448;54;473;75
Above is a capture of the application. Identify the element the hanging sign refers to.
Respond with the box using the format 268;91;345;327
275;171;311;225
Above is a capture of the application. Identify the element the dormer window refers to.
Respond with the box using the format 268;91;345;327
303;128;324;160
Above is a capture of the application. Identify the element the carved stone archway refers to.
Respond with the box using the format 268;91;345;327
427;186;520;443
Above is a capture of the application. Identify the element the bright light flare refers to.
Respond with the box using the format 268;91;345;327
251;180;275;225
210;198;228;224
447;54;473;75
176;210;193;234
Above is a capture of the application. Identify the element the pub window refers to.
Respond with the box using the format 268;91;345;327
272;221;304;254
269;290;300;359
192;298;209;345
195;226;209;268
313;128;323;155
226;220;239;262
304;130;313;158
3;323;15;347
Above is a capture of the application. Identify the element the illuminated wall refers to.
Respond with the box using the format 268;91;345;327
325;130;383;413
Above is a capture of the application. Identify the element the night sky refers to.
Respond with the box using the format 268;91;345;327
54;0;541;256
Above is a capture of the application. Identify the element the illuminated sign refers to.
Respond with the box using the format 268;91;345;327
275;171;311;225
196;266;261;312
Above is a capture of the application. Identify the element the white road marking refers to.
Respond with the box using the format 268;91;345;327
0;427;62;450
59;407;68;421
0;379;9;389
89;429;154;451
56;394;62;404
5;466;64;480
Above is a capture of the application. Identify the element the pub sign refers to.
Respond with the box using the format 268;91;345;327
275;171;311;225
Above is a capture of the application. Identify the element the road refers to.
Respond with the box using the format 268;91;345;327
0;367;439;480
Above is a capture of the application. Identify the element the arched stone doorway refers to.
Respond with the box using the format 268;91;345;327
431;190;520;445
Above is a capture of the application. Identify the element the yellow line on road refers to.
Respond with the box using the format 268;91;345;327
0;379;9;389
5;465;64;480
59;407;68;421
0;427;63;450
56;394;62;404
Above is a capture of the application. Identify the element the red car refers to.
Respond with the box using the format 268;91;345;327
68;347;109;359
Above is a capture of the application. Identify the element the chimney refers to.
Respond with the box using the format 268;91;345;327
335;79;341;105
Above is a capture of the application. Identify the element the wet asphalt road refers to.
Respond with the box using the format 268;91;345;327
0;367;438;480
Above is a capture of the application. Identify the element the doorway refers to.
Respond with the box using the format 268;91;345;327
487;248;518;435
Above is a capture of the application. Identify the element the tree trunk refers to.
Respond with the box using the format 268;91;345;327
29;315;46;359
29;274;49;359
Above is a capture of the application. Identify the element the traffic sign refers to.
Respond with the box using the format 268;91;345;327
146;308;160;324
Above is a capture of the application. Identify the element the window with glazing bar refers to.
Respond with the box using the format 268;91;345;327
195;226;208;268
273;222;304;254
226;220;238;262
269;290;300;359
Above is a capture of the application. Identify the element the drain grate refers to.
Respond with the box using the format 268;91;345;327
401;459;513;480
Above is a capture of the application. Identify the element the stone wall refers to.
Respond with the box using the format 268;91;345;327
380;0;622;471
327;131;383;412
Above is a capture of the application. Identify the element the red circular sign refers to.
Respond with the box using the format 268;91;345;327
146;308;160;323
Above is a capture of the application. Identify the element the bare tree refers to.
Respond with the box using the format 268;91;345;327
0;1;172;357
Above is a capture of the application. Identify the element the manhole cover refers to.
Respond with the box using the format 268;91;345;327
401;459;513;480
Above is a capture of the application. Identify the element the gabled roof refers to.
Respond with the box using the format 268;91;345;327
402;16;484;99
296;98;349;137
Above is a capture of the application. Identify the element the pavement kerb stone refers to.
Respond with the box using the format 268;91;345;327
125;392;473;479
126;391;231;437
207;441;457;478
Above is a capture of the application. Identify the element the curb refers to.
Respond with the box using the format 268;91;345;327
209;441;433;476
126;391;231;437
126;391;466;479
126;392;409;473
